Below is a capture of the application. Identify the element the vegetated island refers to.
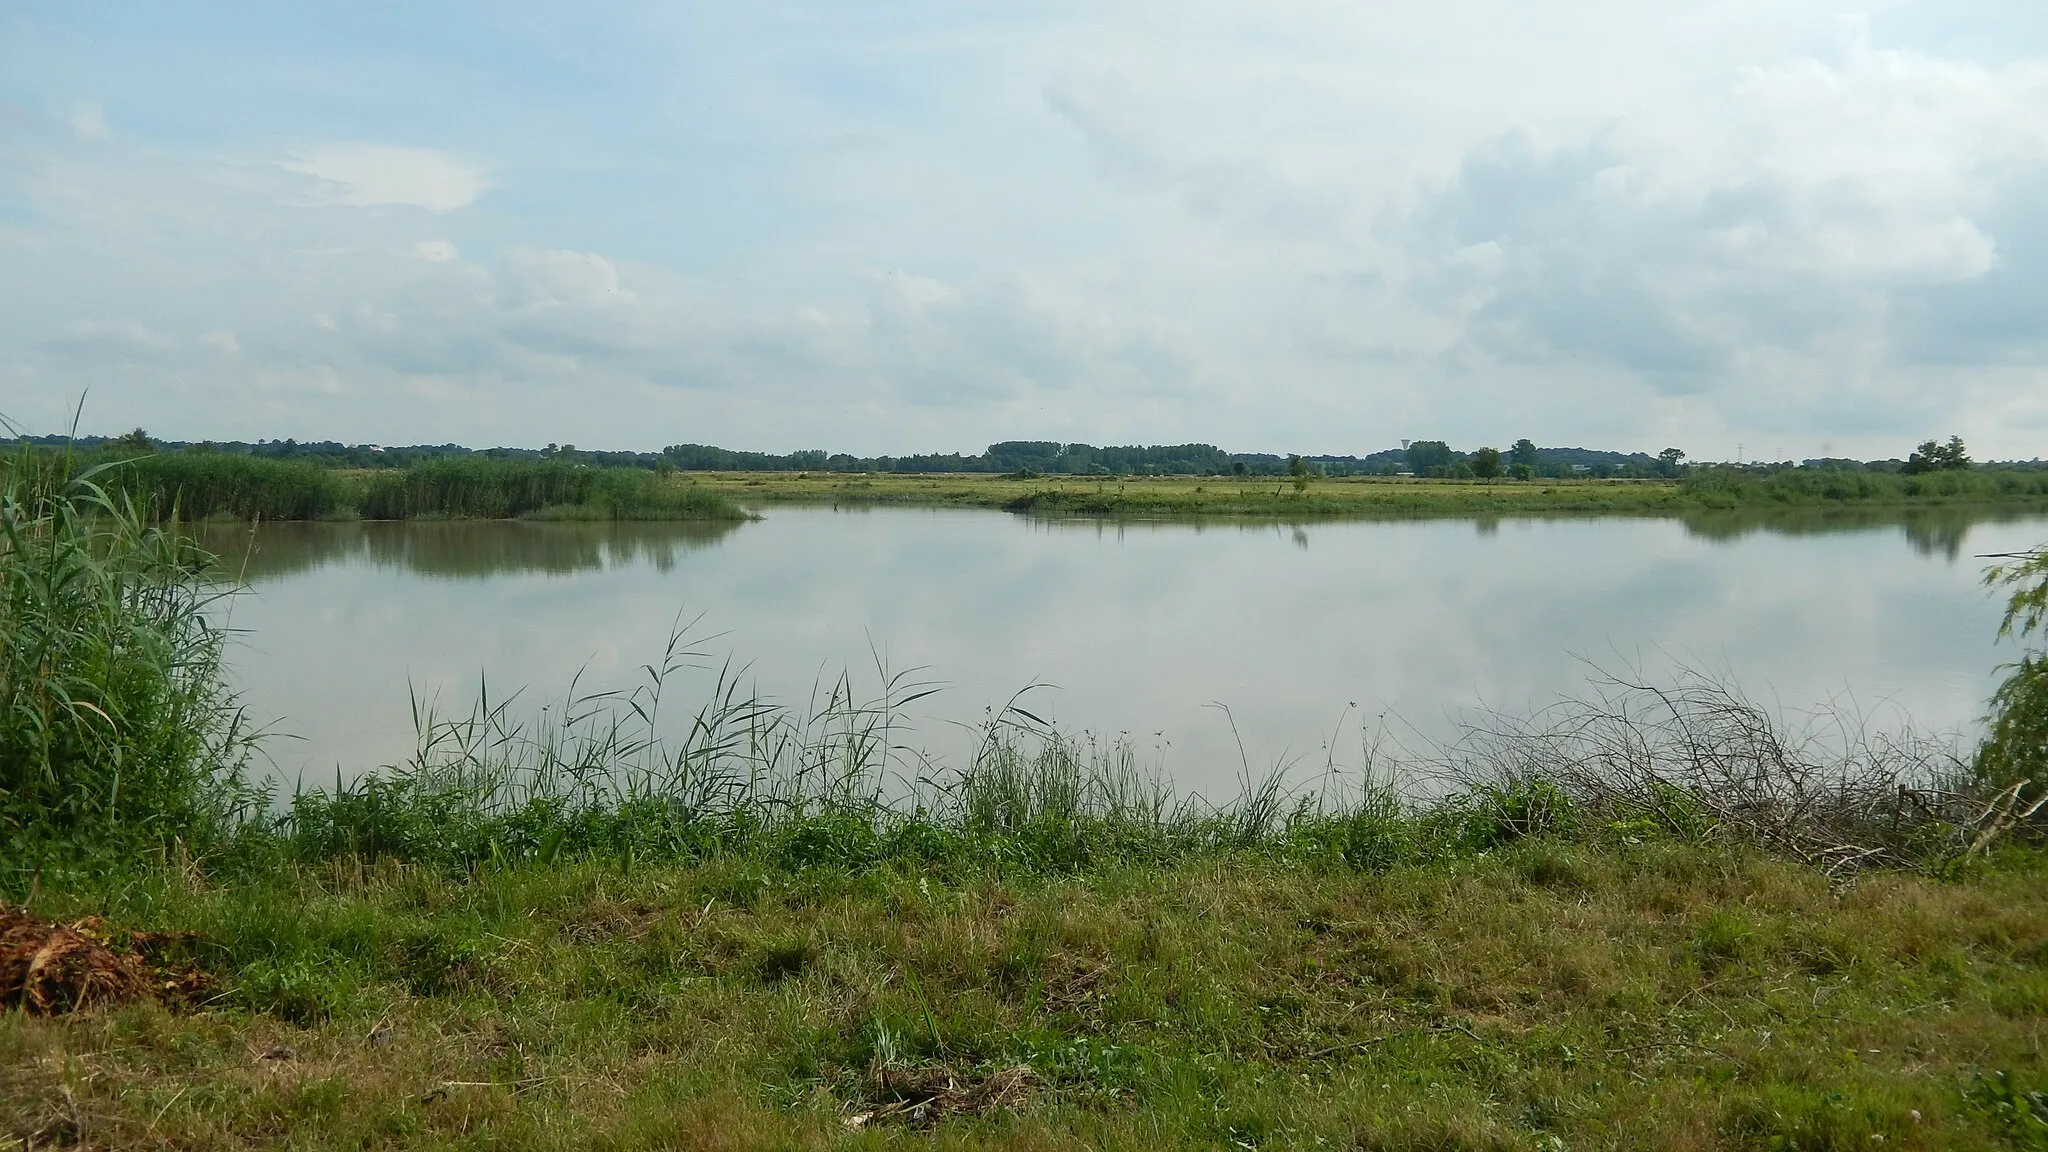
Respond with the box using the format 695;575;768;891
4;440;2048;1149
14;429;2048;522
7;447;755;523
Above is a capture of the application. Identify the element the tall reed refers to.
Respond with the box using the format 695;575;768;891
359;459;747;520
0;444;258;863
270;623;2031;878
118;453;349;520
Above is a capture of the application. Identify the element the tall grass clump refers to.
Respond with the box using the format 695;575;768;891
359;459;748;520
117;452;349;520
275;624;1311;875
0;446;258;869
6;446;349;521
271;623;2042;881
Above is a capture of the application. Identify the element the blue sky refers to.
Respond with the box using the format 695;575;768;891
3;1;2047;458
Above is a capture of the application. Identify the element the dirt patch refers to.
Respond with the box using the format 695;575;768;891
843;1064;1041;1130
0;908;211;1015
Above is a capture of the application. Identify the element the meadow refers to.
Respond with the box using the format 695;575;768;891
4;445;2048;1149
689;466;2048;517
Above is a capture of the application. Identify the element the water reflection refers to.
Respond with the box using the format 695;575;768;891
197;507;2030;584
1671;506;2020;561
198;519;746;582
204;505;2048;792
1018;505;2026;565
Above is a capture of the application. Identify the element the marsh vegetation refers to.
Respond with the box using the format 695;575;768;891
4;448;752;523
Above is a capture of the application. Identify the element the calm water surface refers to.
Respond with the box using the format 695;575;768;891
206;506;2048;796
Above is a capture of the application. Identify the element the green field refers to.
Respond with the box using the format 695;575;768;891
8;843;2048;1151
689;467;2048;518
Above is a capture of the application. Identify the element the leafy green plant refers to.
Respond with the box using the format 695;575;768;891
0;439;259;869
1966;1070;2048;1148
1977;548;2048;837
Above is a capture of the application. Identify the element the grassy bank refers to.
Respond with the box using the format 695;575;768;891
683;468;2048;517
5;632;2047;1148
7;842;2047;1150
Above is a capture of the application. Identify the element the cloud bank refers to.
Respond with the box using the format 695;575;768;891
1;4;2044;457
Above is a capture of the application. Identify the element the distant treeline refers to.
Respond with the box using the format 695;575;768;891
20;430;2048;485
39;431;2029;480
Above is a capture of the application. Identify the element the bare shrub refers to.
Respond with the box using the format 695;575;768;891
1416;664;2027;873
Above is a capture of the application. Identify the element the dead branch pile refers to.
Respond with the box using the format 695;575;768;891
0;908;210;1015
1432;666;2044;873
843;1063;1040;1130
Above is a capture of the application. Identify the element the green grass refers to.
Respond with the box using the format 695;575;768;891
681;468;2048;517
689;470;1692;516
1684;466;2048;508
5;842;2046;1150
121;453;352;520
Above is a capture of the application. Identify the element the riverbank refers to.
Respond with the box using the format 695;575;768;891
686;468;2048;517
23;442;2048;521
6;842;2046;1150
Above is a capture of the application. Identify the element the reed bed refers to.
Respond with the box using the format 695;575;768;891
357;458;746;521
3;445;751;523
1683;464;2048;506
120;453;350;520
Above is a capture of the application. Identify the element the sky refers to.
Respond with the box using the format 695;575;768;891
2;2;2046;460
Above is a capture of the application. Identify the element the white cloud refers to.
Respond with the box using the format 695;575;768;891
6;6;2048;458
279;144;487;212
1398;33;2048;427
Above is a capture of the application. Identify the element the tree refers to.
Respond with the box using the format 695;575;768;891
1905;436;1971;474
1510;462;1534;481
1657;447;1687;477
1471;446;1503;480
1287;454;1311;493
1509;438;1539;471
113;427;154;452
1406;440;1453;476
